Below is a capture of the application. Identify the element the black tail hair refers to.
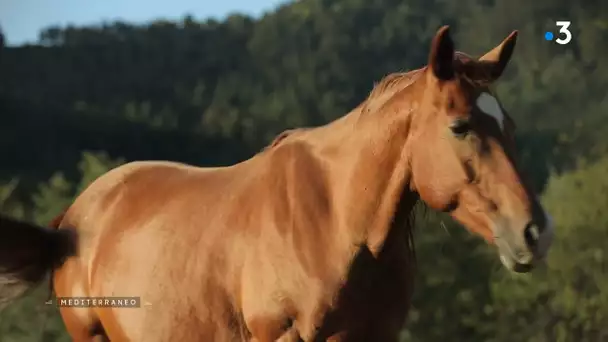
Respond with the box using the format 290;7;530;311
0;213;76;310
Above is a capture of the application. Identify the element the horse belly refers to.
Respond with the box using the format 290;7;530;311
53;162;251;341
90;226;243;341
56;215;240;341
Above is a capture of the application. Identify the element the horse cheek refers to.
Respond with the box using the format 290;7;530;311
416;176;459;211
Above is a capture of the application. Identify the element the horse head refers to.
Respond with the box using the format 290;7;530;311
408;26;553;272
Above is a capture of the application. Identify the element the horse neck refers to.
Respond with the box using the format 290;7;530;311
309;86;421;257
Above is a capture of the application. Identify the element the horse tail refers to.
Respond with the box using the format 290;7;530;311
0;210;76;310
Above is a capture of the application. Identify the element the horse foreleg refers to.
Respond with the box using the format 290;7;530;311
326;332;347;341
245;315;294;342
248;328;301;342
276;327;301;341
61;313;107;342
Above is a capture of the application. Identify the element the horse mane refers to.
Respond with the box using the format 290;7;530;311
268;129;296;148
264;127;311;151
265;67;428;146
359;53;495;117
360;67;426;115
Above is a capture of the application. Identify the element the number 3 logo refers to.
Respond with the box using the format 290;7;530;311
555;21;572;45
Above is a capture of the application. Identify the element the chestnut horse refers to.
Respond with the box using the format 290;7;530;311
0;26;553;341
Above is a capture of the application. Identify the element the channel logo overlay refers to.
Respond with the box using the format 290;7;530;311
545;21;572;45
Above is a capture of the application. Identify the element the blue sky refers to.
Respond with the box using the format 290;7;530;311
0;0;288;46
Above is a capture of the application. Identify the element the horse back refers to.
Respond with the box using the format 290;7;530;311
54;161;256;341
54;151;339;340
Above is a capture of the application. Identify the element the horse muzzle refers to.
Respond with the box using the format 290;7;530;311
495;211;554;273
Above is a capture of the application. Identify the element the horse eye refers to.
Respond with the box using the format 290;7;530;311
450;119;471;138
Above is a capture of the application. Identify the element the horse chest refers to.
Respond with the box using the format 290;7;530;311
340;244;411;308
308;244;413;340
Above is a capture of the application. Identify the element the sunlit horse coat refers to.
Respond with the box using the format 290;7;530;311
0;26;553;342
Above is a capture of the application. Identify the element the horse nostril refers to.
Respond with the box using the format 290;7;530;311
524;222;541;248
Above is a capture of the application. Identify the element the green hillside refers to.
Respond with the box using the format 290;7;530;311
1;0;607;340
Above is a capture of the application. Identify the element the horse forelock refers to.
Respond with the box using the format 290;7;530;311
454;51;474;62
453;52;496;87
360;54;494;116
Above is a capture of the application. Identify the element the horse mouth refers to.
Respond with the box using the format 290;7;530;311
499;253;533;273
494;232;538;273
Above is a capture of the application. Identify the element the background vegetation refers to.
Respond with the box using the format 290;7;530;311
1;0;607;340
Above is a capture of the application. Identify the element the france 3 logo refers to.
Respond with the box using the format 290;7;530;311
544;21;572;45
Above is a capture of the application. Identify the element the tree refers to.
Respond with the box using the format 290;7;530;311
0;0;606;340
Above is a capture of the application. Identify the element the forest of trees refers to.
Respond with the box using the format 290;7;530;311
0;0;607;341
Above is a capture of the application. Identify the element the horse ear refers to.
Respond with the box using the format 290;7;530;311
428;25;455;81
478;31;518;80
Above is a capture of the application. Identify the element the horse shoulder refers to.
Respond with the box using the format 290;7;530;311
238;141;338;340
262;140;337;279
265;140;333;223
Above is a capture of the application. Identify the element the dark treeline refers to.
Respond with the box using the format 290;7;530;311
0;0;607;341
